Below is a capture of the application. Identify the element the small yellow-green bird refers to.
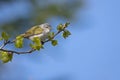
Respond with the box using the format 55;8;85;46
21;23;52;41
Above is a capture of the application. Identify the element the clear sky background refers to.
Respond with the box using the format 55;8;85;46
0;0;120;80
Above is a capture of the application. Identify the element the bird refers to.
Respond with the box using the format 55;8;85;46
20;23;52;42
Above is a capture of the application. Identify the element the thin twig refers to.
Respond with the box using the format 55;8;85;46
0;40;9;49
0;48;35;54
0;42;5;49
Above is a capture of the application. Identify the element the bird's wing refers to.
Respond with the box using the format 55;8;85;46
22;25;43;38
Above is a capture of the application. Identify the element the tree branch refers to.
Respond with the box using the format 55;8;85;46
0;23;69;54
0;40;10;49
0;48;35;54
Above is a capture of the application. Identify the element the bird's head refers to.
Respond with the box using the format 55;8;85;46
39;23;52;30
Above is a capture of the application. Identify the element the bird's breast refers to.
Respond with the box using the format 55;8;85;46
29;28;50;41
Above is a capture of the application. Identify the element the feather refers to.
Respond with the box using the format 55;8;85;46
20;25;43;38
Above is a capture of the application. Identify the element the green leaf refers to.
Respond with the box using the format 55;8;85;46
0;51;13;63
65;22;70;27
15;36;24;48
62;30;71;39
32;37;41;45
1;32;10;41
30;43;43;50
8;52;13;61
57;24;64;31
15;40;23;48
1;57;10;63
35;45;41;50
30;37;43;50
48;32;55;40
51;40;58;46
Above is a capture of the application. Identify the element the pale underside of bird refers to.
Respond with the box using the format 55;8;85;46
20;23;51;41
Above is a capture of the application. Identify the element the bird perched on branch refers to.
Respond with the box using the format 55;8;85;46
20;23;51;41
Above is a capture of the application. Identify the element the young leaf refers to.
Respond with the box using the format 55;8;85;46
35;45;41;50
0;51;13;63
32;37;42;45
62;30;71;39
8;52;13;61
1;57;10;63
30;43;43;50
32;37;39;42
48;32;55;40
15;36;24;48
1;32;10;41
51;40;58;46
31;37;43;50
65;22;70;27
57;24;64;31
15;40;23;48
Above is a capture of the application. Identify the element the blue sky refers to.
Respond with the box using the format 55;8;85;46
0;0;120;80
